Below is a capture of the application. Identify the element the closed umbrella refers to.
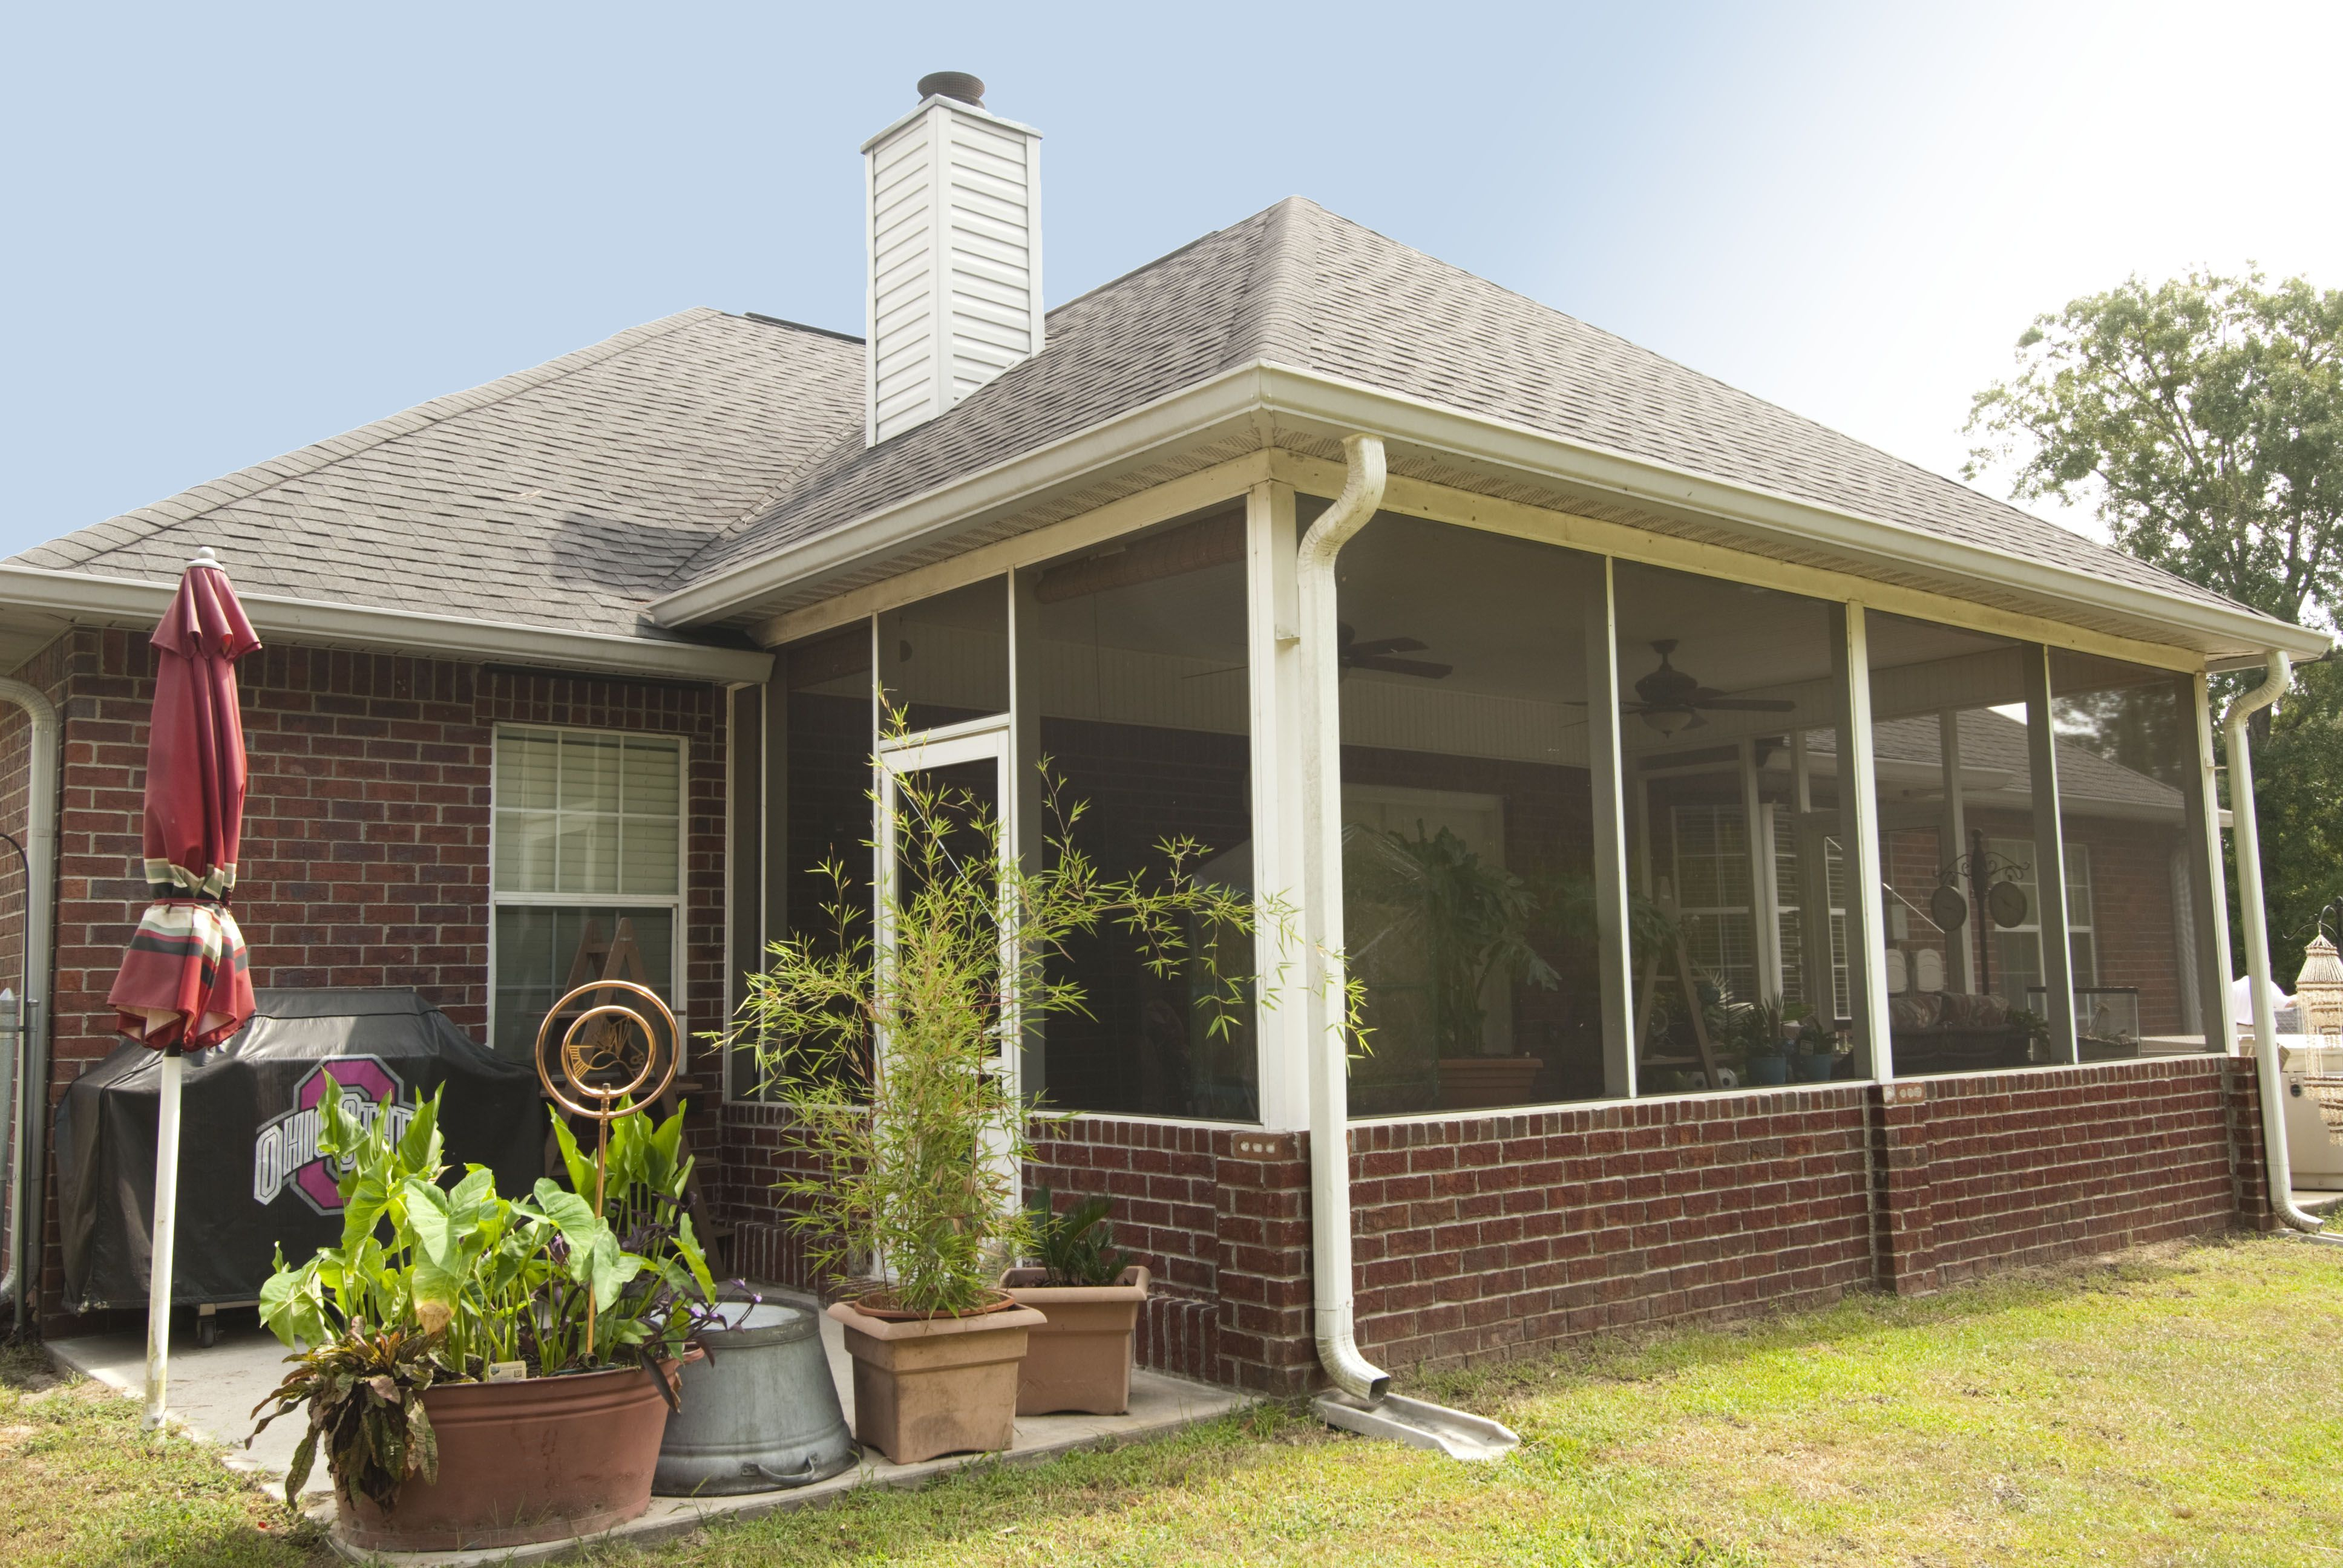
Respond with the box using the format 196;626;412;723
105;546;260;1429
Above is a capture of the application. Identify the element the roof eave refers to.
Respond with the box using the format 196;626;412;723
0;564;773;684
1250;364;2332;665
647;358;2331;666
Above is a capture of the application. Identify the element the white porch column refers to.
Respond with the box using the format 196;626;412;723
1938;708;1978;993
2189;671;2238;1050
1584;560;1637;1098
1740;737;1783;1002
1245;480;1311;1131
2021;644;2079;1062
1833;603;1895;1079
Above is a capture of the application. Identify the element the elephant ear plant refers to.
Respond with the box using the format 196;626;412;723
249;1074;724;1510
723;754;1325;1318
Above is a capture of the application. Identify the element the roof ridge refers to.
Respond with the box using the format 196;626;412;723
16;308;723;572
1221;197;1316;369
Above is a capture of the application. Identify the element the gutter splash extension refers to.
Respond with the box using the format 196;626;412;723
2224;653;2343;1243
0;676;57;1331
1294;433;1521;1459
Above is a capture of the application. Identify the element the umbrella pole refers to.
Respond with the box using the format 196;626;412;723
143;1044;184;1431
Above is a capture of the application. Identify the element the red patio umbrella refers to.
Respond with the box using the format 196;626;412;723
105;546;260;1428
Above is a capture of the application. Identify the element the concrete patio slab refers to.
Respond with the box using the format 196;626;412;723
52;1292;1251;1566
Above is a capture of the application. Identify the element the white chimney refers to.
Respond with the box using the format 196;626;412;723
863;73;1044;445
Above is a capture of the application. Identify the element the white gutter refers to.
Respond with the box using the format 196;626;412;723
0;676;57;1331
1295;433;1391;1402
0;564;773;685
2224;652;2339;1241
643;358;2327;667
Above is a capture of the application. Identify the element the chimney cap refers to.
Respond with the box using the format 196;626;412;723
917;71;985;106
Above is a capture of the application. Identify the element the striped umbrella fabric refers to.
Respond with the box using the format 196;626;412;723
107;548;260;1050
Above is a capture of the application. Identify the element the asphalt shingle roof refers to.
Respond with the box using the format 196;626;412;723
669;198;2253;626
11;310;862;638
13;197;2281;644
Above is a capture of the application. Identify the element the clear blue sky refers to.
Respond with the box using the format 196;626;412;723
4;1;2336;563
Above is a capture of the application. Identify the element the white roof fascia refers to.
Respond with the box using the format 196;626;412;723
645;364;1270;629
0;564;773;684
1252;363;2335;665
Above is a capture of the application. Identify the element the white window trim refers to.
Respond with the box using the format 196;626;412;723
487;722;690;1059
1987;835;2097;996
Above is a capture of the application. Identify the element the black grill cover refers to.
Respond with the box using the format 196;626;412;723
56;988;544;1312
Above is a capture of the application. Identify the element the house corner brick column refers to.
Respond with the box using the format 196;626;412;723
2224;1054;2278;1231
1870;1080;1939;1295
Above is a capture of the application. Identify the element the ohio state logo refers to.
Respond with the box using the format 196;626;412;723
251;1058;414;1214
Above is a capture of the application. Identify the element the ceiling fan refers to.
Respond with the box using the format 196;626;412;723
1615;639;1795;734
1182;623;1453;684
1338;623;1451;681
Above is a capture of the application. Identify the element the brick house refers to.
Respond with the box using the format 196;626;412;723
1;77;2330;1394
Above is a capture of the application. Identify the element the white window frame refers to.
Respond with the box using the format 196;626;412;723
1987;835;2096;1002
487;722;690;1059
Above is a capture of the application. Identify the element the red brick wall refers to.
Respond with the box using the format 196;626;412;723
7;629;728;1330
1348;1090;1877;1368
1878;1056;2245;1291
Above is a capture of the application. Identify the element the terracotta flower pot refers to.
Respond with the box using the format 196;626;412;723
827;1298;1046;1464
1436;1055;1545;1110
1000;1264;1150;1415
334;1354;690;1553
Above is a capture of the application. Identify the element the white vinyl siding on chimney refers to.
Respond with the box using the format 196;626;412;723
863;94;1043;445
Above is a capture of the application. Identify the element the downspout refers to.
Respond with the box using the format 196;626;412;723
0;676;58;1332
1292;437;1520;1461
2223;652;2337;1241
1296;434;1391;1400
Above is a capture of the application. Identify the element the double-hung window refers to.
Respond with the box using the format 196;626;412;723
490;725;686;1059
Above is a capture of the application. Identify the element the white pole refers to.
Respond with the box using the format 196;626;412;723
143;1047;184;1430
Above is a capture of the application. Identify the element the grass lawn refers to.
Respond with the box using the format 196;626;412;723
7;1234;2341;1566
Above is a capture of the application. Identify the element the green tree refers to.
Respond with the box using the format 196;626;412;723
1964;268;2341;629
1966;269;2343;973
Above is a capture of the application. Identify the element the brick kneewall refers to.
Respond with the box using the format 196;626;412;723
712;1057;2272;1391
1878;1055;2259;1292
1349;1089;1877;1371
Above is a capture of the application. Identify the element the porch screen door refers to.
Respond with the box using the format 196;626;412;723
874;719;1021;1210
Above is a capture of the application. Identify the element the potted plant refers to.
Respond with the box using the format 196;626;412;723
248;1079;724;1551
1001;1189;1151;1415
1791;1014;1840;1082
1742;996;1793;1086
730;759;1274;1464
1345;824;1559;1110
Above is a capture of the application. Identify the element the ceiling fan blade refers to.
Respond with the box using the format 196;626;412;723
1348;635;1429;657
1695;697;1797;711
1351;656;1453;680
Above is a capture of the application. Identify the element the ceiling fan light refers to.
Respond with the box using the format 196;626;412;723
1642;707;1696;736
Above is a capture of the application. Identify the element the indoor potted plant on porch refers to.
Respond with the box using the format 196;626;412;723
1000;1189;1151;1415
248;1079;724;1551
729;757;1273;1463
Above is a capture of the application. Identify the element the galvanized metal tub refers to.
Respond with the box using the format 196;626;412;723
654;1302;857;1495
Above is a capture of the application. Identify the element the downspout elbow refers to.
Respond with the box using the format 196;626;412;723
1296;434;1390;1401
2221;652;2328;1236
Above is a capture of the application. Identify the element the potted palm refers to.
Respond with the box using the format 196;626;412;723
249;1079;724;1551
1001;1189;1150;1415
1345;824;1559;1110
730;759;1271;1463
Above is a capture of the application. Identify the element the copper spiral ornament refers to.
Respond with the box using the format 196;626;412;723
532;979;680;1354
